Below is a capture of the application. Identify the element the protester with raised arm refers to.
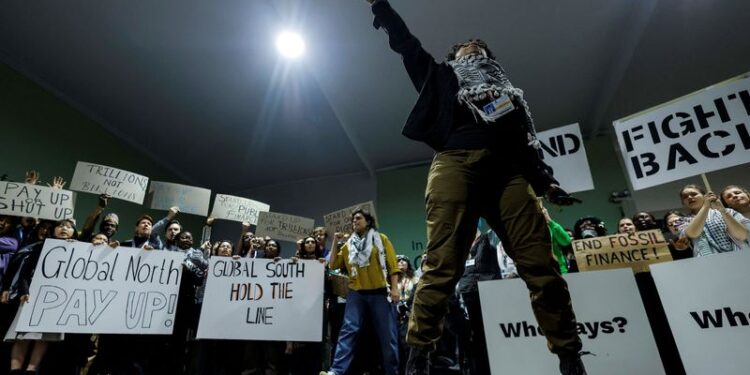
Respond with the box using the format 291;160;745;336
361;1;585;374
321;208;400;375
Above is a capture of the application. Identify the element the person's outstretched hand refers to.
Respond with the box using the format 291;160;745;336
546;184;582;206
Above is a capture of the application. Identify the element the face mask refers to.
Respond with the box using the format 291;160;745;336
581;228;598;239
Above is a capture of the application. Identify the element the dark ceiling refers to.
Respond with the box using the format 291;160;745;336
2;0;749;192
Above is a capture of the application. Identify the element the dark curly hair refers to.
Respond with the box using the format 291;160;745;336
446;39;496;61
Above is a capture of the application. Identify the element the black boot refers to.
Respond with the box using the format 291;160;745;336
558;352;587;375
405;348;430;375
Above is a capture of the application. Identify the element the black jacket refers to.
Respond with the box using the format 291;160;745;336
458;232;502;295
371;1;558;194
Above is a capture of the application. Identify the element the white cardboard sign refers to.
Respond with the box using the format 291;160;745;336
69;161;149;204
210;194;270;225
149;181;211;217
651;251;750;375
537;123;595;193
479;269;664;374
0;182;75;221
613;74;750;190
197;258;324;341
17;239;184;334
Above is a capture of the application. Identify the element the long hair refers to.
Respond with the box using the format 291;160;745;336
297;236;322;259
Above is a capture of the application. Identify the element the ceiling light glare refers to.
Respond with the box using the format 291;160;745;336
276;31;305;59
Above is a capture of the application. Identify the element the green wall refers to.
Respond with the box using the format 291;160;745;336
0;63;203;240
376;137;630;262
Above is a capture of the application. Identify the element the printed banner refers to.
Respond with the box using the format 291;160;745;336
479;269;664;374
536;123;594;193
255;212;315;243
17;239;183;334
323;201;377;237
613;74;750;190
197;258;324;341
0;182;74;221
210;194;270;225
572;230;672;272
149;181;211;216
69;161;149;204
651;250;750;375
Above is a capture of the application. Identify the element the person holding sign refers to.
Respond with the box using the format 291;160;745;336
1;219;75;375
679;184;750;257
362;1;586;374
320;209;400;375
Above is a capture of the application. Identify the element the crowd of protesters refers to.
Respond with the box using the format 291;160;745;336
0;170;748;375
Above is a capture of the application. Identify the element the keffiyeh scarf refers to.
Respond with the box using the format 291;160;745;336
448;53;541;149
347;228;386;279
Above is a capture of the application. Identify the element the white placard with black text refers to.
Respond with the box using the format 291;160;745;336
613;74;750;190
17;239;184;334
69;161;150;204
0;181;75;221
479;269;664;374
197;258;324;341
651;251;750;375
536;123;594;193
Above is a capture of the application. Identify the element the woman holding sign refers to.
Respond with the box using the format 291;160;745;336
1;219;75;375
679;184;750;257
321;209;400;375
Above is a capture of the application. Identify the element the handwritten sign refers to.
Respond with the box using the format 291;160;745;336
17;239;184;334
149;181;211;216
197;258;324;341
573;230;672;272
0;182;74;221
323;201;377;237
210;194;270;225
69;161;149;204
255;212;315;243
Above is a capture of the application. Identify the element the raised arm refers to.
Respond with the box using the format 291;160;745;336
79;194;109;241
367;0;438;91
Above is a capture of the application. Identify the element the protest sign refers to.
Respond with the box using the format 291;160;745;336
0;181;74;221
210;194;270;225
255;212;315;243
651;251;750;375
17;239;183;334
149;181;211;216
197;258;324;341
69;161;149;204
479;269;664;374
613;74;750;190
323;201;377;237
537;123;594;193
572;230;672;272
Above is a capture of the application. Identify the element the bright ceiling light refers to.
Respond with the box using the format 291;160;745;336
276;31;305;59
